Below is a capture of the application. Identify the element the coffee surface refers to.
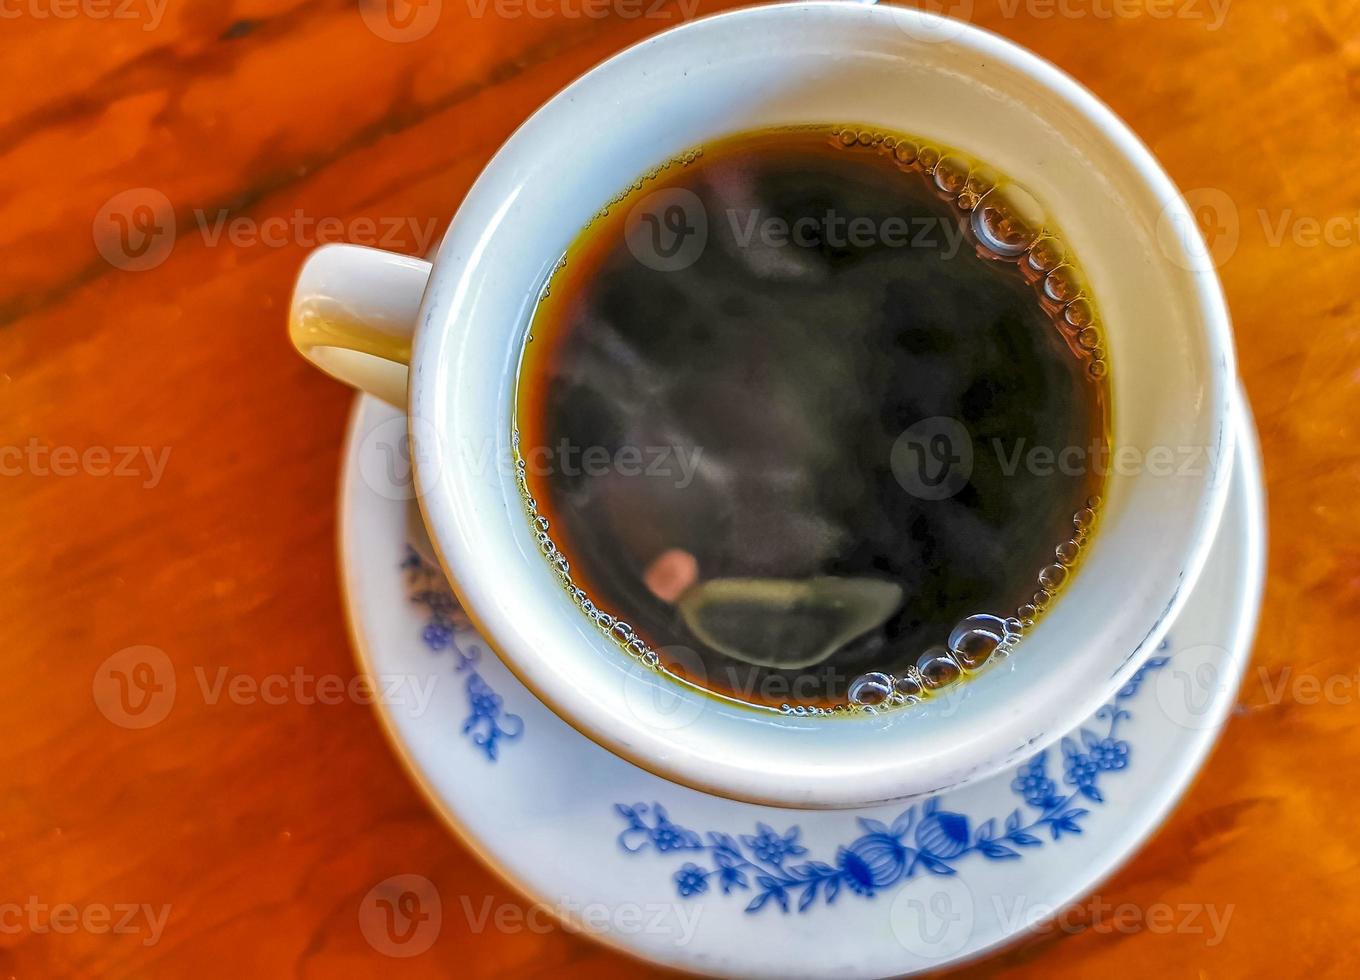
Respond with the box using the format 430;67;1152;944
516;127;1109;710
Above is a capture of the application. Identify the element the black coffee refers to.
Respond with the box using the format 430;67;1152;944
515;126;1109;711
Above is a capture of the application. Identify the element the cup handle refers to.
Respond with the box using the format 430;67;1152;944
288;243;434;408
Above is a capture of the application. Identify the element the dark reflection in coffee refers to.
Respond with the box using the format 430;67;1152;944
515;126;1109;711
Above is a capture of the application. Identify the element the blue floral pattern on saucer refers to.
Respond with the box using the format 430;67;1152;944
403;547;523;760
616;649;1171;913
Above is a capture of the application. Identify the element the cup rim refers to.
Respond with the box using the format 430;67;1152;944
407;1;1237;808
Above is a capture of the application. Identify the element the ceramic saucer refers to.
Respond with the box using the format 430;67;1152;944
338;389;1264;978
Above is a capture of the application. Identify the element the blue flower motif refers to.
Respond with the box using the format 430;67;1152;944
836;835;908;895
467;679;502;718
1090;737;1129;771
652;820;692;853
422;622;453;650
1064;753;1099;790
615;804;701;856
675;863;709;897
915;810;970;860
461;674;523;760
1011;770;1058;808
741;824;807;865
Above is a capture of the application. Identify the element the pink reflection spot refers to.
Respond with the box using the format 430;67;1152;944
643;548;699;604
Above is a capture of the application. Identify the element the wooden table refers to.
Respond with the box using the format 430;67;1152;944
1;0;1354;975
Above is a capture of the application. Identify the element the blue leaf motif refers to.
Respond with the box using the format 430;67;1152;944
718;866;747;894
890;807;917;838
708;831;741;856
918;854;958;876
978;842;1020;860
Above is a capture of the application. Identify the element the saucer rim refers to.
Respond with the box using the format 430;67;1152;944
337;385;1265;976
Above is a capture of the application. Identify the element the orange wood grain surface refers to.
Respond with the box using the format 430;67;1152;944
1;0;1356;975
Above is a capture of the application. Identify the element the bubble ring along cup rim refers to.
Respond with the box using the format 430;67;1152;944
406;1;1236;809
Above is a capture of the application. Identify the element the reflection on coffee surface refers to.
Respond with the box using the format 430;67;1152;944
514;126;1110;712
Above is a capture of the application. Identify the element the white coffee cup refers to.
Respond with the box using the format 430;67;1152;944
290;2;1235;809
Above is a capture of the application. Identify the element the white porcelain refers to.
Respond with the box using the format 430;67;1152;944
292;2;1237;808
339;388;1264;978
